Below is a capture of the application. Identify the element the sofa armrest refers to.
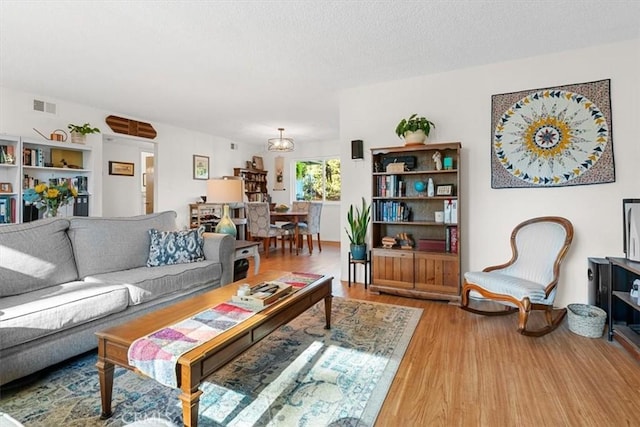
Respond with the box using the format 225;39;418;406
202;232;235;285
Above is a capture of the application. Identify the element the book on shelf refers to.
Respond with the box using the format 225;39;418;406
23;175;88;194
376;175;405;197
0;144;16;164
373;200;411;222
0;195;14;224
22;148;45;167
445;226;458;253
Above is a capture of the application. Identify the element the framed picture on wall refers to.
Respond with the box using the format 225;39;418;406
108;161;135;176
193;155;209;180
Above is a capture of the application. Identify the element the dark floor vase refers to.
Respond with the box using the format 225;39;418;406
351;244;367;260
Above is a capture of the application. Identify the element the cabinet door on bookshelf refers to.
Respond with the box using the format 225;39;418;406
414;252;459;294
371;249;414;289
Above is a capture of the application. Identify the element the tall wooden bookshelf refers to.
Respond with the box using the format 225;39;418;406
370;142;461;302
233;168;269;202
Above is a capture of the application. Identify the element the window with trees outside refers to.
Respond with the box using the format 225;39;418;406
294;158;341;202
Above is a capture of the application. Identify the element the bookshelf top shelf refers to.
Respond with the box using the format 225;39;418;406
371;142;461;155
373;169;457;176
22;166;91;173
22;139;93;152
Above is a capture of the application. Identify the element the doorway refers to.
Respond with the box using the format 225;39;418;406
142;151;154;214
102;135;156;217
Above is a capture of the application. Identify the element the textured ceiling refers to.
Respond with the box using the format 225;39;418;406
1;1;639;146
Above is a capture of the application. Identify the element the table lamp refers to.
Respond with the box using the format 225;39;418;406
206;178;244;237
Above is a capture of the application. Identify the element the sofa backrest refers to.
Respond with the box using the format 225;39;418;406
67;211;177;278
0;218;78;297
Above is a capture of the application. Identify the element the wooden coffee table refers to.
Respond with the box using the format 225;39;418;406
96;270;333;427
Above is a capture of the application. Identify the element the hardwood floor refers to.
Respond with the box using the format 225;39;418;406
249;241;640;426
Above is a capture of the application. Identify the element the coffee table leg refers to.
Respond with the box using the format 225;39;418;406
324;295;332;329
179;388;203;427
96;358;114;419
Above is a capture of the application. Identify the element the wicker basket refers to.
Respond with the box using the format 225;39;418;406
567;304;606;338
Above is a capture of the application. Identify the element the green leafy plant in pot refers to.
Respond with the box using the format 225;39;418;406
345;197;371;260
67;123;100;144
395;113;435;145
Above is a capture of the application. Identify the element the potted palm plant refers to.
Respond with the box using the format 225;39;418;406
395;113;435;145
67;123;100;144
345;197;371;260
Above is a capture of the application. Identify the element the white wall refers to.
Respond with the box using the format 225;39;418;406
257;139;342;242
0;86;257;228
102;136;154;217
339;39;640;306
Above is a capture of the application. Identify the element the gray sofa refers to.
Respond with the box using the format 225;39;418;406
0;211;235;386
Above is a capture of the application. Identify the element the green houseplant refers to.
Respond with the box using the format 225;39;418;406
395;113;435;145
67;123;100;144
345;197;371;260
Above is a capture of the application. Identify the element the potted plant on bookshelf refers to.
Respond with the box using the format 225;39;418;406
395;113;435;145
67;123;100;144
345;197;371;260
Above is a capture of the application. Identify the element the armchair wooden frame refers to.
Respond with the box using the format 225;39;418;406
461;216;574;337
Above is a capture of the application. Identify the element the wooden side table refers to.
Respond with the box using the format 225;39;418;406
235;240;260;274
348;251;371;289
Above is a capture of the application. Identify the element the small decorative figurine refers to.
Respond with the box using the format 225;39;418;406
433;151;442;171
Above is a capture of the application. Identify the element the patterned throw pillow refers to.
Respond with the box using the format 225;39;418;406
146;226;205;267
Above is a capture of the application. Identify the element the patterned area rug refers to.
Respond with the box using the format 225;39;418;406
0;298;422;427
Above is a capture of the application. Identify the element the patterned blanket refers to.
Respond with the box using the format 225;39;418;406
128;272;324;388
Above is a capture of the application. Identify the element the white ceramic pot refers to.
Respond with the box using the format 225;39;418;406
403;129;426;145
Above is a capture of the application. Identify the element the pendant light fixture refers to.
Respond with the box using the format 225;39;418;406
267;127;294;152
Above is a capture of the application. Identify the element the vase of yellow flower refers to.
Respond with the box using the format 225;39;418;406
23;181;78;218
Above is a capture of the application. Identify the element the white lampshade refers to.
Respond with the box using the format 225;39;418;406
206;178;243;237
206;178;243;204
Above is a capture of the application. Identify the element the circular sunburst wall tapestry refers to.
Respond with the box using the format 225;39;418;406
491;79;615;188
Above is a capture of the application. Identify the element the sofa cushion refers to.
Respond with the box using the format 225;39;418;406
67;211;177;278
85;260;222;306
0;281;129;349
0;218;78;297
147;226;205;267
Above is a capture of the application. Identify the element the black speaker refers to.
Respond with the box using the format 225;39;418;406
351;139;363;160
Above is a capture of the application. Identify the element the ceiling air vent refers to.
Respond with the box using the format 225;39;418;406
33;99;57;115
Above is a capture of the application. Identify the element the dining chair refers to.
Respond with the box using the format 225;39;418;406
298;202;323;254
460;216;574;336
245;202;291;257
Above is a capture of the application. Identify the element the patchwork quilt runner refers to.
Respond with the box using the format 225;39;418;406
128;272;324;388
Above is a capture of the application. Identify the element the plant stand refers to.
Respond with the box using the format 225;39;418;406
348;250;371;289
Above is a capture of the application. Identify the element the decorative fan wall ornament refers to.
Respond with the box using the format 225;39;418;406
491;79;614;188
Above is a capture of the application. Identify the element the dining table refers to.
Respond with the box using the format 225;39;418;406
270;210;308;255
